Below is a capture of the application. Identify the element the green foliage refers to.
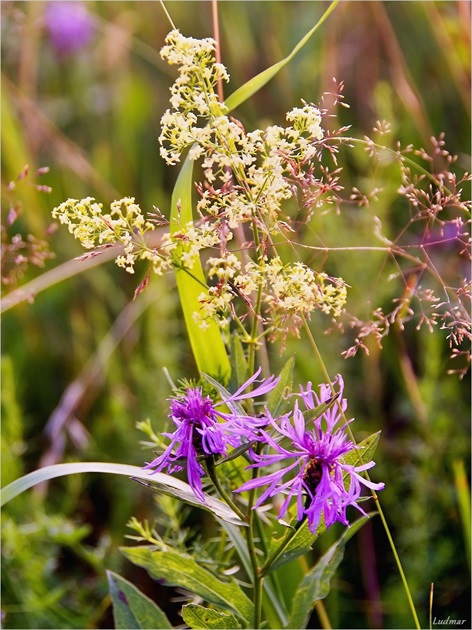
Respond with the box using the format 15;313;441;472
120;546;254;625
181;604;242;629
107;570;172;629
1;2;470;629
1;356;24;487
170;155;231;382
1;512;108;629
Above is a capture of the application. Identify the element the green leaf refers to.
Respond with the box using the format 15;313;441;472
286;516;369;629
342;431;381;468
262;516;327;577
201;372;246;418
225;0;339;112
215;441;257;467
181;604;242;629
0;462;244;526
266;356;295;416
121;546;253;624
107;570;172;629
170;155;231;382
229;333;249;390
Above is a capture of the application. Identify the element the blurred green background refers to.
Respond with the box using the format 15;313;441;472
1;1;470;628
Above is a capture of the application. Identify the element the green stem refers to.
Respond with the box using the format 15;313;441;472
205;460;246;522
315;600;332;630
245;502;263;628
206;457;264;627
301;315;421;630
245;445;265;628
260;517;306;576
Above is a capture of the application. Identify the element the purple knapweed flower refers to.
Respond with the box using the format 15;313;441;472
236;375;385;533
145;369;280;501
45;2;94;58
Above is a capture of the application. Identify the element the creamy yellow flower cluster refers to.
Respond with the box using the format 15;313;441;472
159;29;230;165
52;30;347;342
52;197;174;275
194;255;347;333
156;30;345;334
51;197;227;277
158;31;325;237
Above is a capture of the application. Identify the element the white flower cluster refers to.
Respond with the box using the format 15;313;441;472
238;257;347;319
171;220;224;269
52;197;174;275
155;30;342;335
52;30;346;343
193;255;347;333
159;31;325;234
159;29;229;165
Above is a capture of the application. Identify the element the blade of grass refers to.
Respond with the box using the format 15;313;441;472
0;462;244;526
224;0;339;112
170;155;231;381
453;459;471;567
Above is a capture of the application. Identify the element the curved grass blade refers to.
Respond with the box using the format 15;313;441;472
225;0;340;112
171;155;231;382
0;462;244;526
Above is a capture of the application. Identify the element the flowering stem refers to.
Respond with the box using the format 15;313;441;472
245;510;263;628
247;220;264;379
247;283;264;379
204;459;246;522
244;444;265;628
260;516;307;576
211;0;224;103
301;315;422;630
158;1;176;29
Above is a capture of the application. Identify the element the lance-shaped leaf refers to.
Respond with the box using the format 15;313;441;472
121;546;253;624
229;333;249;390
266;356;295;416
0;462;244;526
182;604;242;629
107;570;172;629
225;1;339;112
262;515;327;577
170;156;231;382
286;516;369;629
342;431;381;468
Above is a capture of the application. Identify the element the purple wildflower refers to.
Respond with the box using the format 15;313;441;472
45;2;94;58
235;375;385;533
145;369;280;500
